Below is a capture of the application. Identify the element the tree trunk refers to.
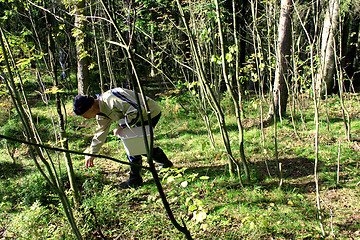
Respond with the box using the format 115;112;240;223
344;13;360;81
176;0;240;181
266;0;292;121
215;0;249;182
90;3;104;93
74;0;89;95
150;19;155;78
125;0;133;88
316;0;340;97
45;4;81;207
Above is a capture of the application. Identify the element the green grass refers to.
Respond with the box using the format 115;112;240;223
1;92;360;239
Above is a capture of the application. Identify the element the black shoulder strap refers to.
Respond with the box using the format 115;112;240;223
97;112;110;118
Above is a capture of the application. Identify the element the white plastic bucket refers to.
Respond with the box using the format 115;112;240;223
117;126;152;156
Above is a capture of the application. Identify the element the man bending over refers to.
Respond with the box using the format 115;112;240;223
73;88;173;188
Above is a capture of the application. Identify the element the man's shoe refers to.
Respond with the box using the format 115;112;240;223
119;177;143;189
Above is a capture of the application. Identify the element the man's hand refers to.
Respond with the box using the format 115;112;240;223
113;125;123;136
85;156;95;168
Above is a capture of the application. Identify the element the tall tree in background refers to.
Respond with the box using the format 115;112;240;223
44;1;80;206
74;0;90;95
343;8;359;83
125;0;133;88
316;0;340;97
266;0;292;121
214;0;249;181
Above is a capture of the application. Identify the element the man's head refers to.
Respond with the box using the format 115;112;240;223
73;95;97;119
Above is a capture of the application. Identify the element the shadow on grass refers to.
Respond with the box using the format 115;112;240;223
183;164;228;178
336;218;360;238
154;157;320;194
113;154;351;196
246;157;319;193
0;161;31;179
156;128;209;140
256;157;315;179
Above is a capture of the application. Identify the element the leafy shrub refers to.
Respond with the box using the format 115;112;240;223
6;201;53;239
6;200;76;239
80;184;122;238
0;170;61;207
0;118;24;149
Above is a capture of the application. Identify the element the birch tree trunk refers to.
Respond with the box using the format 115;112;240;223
90;2;104;93
74;0;90;95
45;5;81;207
125;0;133;88
175;0;233;177
344;13;359;80
316;0;340;97
266;0;292;121
215;0;249;181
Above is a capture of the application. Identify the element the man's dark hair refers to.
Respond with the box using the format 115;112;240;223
73;95;94;115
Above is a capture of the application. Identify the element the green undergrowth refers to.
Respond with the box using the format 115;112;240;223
1;92;360;239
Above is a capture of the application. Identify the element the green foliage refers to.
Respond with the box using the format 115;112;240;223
0;168;58;207
0;118;23;149
6;201;51;239
5;200;76;240
80;184;122;237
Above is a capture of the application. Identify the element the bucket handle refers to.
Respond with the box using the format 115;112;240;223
123;117;139;136
123;117;151;137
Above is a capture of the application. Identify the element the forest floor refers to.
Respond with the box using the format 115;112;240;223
1;92;360;239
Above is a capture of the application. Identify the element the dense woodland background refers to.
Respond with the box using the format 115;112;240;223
1;0;360;239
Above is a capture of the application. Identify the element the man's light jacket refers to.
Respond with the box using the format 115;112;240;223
89;88;161;155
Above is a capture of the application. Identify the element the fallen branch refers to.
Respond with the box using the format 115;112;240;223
0;134;150;170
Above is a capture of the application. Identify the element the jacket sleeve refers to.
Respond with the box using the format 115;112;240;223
89;116;112;154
